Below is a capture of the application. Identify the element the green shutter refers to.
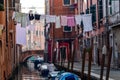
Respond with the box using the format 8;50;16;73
99;0;103;19
109;0;112;14
0;0;4;11
0;0;4;4
86;8;89;14
90;4;96;23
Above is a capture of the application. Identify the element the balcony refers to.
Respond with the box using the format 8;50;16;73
108;12;120;27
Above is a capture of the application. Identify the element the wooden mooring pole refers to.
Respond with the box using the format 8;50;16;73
106;47;112;80
81;48;86;80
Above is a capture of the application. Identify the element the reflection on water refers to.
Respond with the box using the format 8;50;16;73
13;61;47;80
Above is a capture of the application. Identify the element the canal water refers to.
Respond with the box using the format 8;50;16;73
11;61;48;80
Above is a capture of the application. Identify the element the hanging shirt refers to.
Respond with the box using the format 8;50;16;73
46;15;56;23
82;14;93;32
67;16;75;27
21;13;28;27
75;15;82;25
26;24;35;31
61;16;67;26
35;14;40;20
26;14;31;26
14;12;22;23
12;11;16;20
0;25;3;36
55;16;61;28
40;15;45;21
46;23;50;32
29;13;34;21
16;23;26;45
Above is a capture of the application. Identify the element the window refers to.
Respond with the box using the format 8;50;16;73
36;30;38;36
42;31;44;35
39;31;41;35
63;26;72;32
60;47;66;60
86;8;89;14
0;0;4;4
90;4;96;23
98;0;103;19
63;0;71;6
0;0;4;11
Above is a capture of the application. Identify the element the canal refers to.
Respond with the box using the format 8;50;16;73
9;62;48;80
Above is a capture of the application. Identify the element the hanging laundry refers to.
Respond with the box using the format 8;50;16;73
16;23;26;45
75;15;82;25
14;12;22;23
26;14;31;26
26;24;35;31
61;16;67;26
46;23;50;33
40;15;45;21
46;15;56;23
67;16;75;27
21;13;28;27
29;13;34;21
12;11;16;20
55;16;61;28
35;14;41;20
82;14;93;32
0;24;3;36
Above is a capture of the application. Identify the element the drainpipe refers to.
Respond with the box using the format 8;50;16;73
6;0;9;46
119;0;120;14
105;0;112;80
78;0;80;14
87;0;88;9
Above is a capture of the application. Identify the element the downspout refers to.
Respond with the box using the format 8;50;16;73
6;0;9;46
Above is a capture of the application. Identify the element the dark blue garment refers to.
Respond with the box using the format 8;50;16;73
34;60;40;69
41;69;49;77
35;14;40;20
29;14;34;20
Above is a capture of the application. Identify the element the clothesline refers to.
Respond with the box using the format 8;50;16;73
13;11;93;32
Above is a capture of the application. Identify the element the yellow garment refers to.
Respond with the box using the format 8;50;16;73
0;25;3;35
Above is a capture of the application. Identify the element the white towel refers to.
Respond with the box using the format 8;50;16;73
61;16;67;26
21;13;28;27
75;15;82;25
55;16;61;28
16;23;26;45
82;14;93;32
46;15;56;23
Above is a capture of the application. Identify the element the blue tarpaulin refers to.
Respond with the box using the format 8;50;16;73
58;72;80;80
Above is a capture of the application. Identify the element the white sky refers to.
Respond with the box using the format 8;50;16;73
20;0;45;14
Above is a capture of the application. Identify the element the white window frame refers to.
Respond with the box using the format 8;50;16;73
63;0;71;6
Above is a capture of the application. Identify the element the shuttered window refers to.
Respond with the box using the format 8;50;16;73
90;4;96;23
63;26;72;32
98;0;103;19
63;0;71;6
0;0;4;4
86;8;89;14
0;0;4;11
